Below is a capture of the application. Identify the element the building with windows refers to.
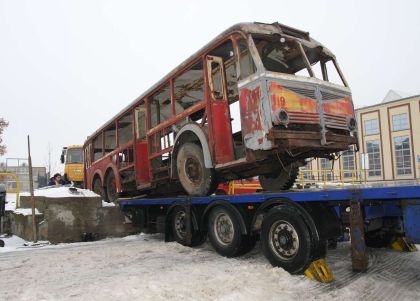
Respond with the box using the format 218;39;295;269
301;91;420;184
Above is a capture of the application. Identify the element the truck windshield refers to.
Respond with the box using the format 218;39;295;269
66;148;83;164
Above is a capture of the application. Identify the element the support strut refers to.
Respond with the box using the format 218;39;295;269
349;192;368;272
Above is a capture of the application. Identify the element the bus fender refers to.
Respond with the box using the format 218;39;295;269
171;123;213;179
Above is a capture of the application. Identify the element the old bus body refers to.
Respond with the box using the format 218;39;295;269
83;22;357;201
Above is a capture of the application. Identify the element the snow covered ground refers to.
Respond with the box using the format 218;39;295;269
1;234;419;301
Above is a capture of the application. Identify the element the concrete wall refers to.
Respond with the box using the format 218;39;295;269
11;196;140;243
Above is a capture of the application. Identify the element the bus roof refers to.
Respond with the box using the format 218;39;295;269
84;22;328;143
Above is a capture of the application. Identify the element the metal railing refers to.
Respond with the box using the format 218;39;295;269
298;169;361;188
0;172;21;207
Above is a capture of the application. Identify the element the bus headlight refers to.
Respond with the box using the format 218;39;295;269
272;109;289;126
347;117;357;130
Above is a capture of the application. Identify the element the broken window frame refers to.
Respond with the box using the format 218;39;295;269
249;34;349;87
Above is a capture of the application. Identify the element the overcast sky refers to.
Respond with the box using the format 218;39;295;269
1;0;419;172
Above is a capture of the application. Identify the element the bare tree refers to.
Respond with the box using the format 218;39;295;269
0;118;9;156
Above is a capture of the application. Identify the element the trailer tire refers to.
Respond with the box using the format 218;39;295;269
177;142;216;196
261;205;312;274
171;206;204;247
208;206;250;257
365;230;394;248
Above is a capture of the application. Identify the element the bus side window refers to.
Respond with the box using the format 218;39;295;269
93;134;103;161
208;40;236;102
118;113;133;146
174;61;204;115
104;124;116;154
238;39;256;80
150;83;171;128
135;103;146;140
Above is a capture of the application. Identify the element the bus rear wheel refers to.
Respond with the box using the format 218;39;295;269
92;178;104;199
105;171;118;203
259;165;299;191
176;142;216;196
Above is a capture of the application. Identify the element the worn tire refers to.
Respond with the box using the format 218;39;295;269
261;205;312;274
105;171;118;203
208;206;252;257
92;178;105;200
177;142;216;196
171;206;205;247
259;165;299;191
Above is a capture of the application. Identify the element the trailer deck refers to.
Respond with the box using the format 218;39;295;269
119;184;420;282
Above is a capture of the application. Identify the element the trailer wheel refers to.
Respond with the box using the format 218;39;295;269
259;165;299;191
105;171;118;203
365;230;394;248
261;206;312;274
171;206;204;247
177;142;216;196
207;206;254;257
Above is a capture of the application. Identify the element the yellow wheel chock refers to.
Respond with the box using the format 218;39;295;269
390;237;418;252
304;258;334;283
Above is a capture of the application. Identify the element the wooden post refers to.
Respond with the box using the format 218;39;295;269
27;135;37;242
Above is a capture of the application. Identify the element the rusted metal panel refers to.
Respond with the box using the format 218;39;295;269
239;82;273;150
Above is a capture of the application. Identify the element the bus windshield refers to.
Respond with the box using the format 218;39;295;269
252;34;346;86
66;148;83;164
253;35;308;74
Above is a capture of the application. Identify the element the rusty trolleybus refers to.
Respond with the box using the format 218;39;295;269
84;22;357;202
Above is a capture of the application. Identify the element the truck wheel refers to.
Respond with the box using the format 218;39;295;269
259;165;299;191
261;206;312;274
177;142;216;196
208;206;252;257
171;206;205;247
105;172;118;202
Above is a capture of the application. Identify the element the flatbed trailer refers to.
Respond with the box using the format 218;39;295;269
119;184;420;282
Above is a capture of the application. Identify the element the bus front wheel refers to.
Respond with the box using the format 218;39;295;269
259;165;299;191
176;142;216;196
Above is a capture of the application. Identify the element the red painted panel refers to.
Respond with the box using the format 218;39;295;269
135;141;150;185
211;101;235;163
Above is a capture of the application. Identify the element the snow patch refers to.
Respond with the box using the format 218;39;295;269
20;186;99;198
102;200;116;207
13;208;42;216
